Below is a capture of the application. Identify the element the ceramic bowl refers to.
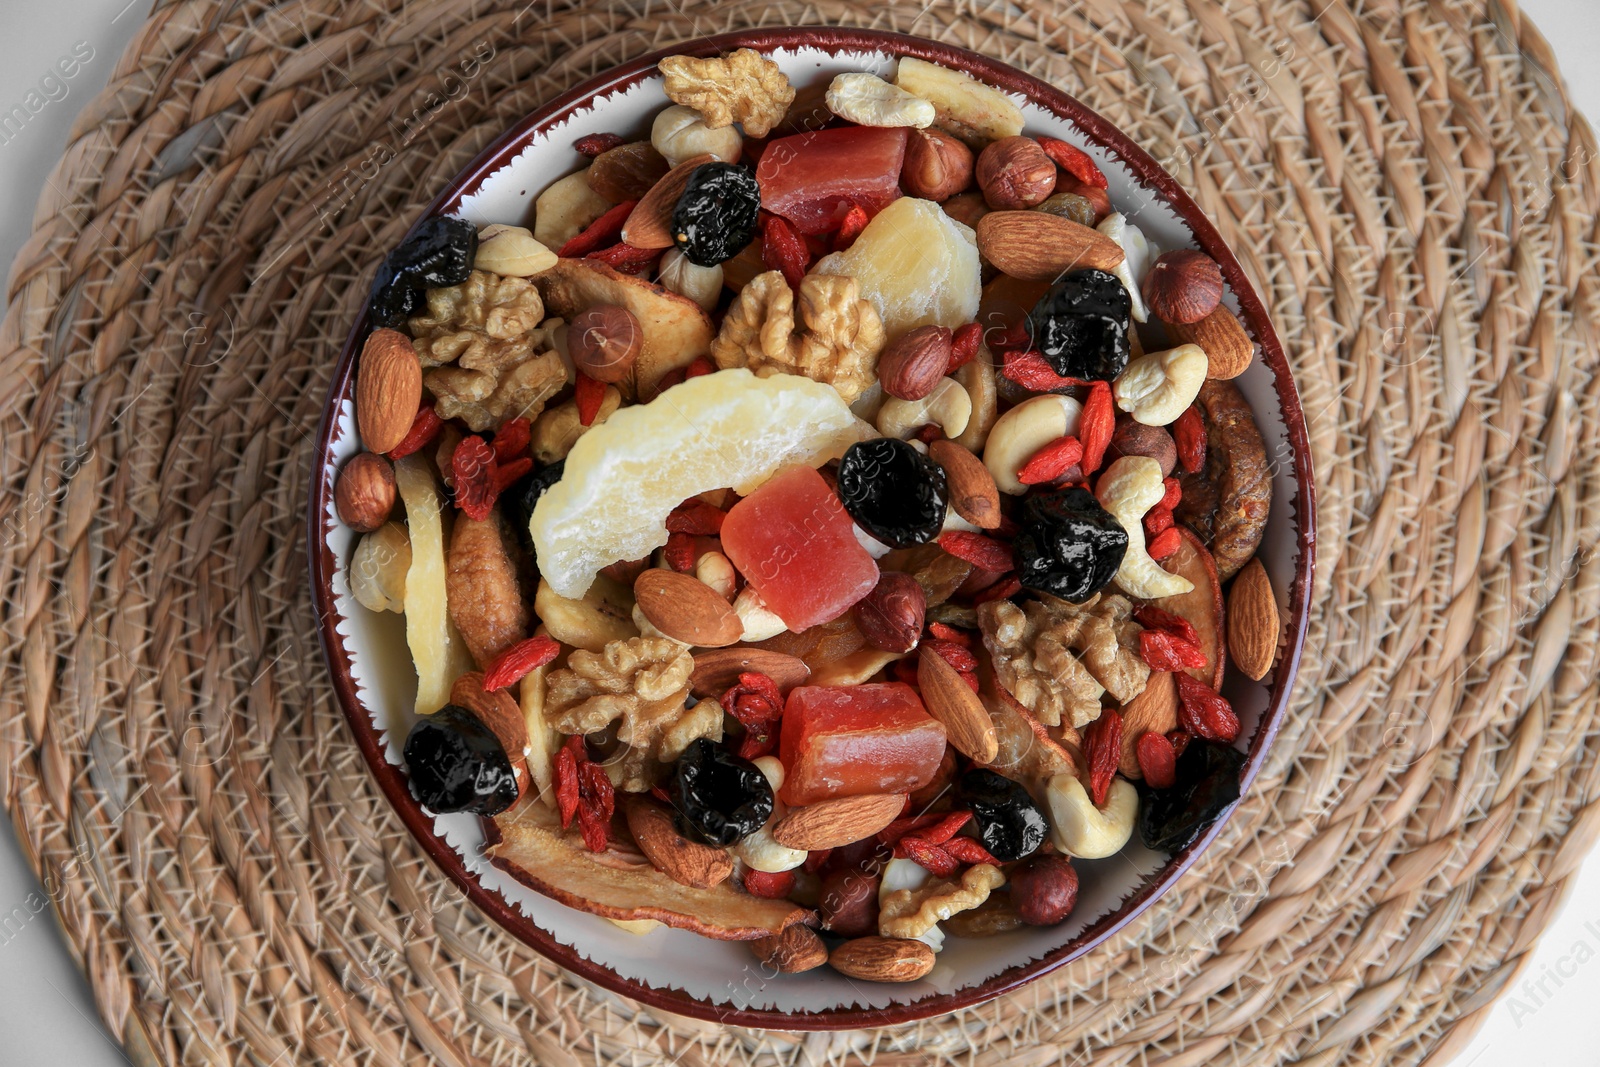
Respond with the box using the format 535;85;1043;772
309;28;1315;1029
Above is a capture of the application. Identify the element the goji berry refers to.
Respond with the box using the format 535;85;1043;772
1037;136;1109;189
743;868;796;898
988;320;1032;355
555;741;581;828
1136;731;1177;789
1079;381;1114;475
1148;527;1181;560
663;531;699;572
575;371;606;426
667;498;727;535
494;458;533;495
482;635;562;690
915;423;945;444
1160;476;1183;511
761;213;809;291
897;835;960;878
720;671;785;760
1173;406;1206;474
973;575;1022;604
833;202;870;251
891;657;920;689
1144;505;1174;538
1175;673;1240;743
1139;628;1208;672
1082;709;1123;807
1001;348;1091;392
924;637;979;674
1134;604;1200;646
685;356;715;378
490;417;531;462
585;241;661;275
879;813;944;847
576;760;614;852
927;622;972;647
1167;730;1192;760
941;836;1000;866
1017;435;1084;485
388;402;445;460
949;323;982;372
938;530;1016;572
920;811;972;844
556;200;637;258
452;435;498;521
573;132;625;156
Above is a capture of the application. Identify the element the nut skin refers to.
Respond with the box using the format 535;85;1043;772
1010;853;1079;925
818;867;881;938
569;304;642;384
1143;250;1224;325
901;128;975;202
976;136;1057;210
335;452;396;532
853;571;926;654
1108;421;1177;477
877;325;953;401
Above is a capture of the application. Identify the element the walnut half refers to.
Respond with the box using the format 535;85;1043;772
978;594;1149;728
658;49;795;138
710;270;885;403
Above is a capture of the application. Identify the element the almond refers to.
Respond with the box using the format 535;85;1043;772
772;793;906;850
620;153;715;249
621;796;733;888
633;567;743;647
878;326;953;401
828;936;936;983
973;211;1125;281
1227;558;1278;680
1116;671;1178;777
688;648;810;698
748;924;828;973
917;645;999;762
335;452;396;532
928;439;1001;529
1166;305;1255;380
356;328;423;453
1142;250;1224;325
450;672;529;786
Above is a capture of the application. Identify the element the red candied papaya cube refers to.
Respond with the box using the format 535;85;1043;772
757;126;908;234
720;465;878;632
778;683;948;806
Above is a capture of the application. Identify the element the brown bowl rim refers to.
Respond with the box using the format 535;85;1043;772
308;27;1317;1030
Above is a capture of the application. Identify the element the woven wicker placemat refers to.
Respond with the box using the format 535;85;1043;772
2;0;1597;1063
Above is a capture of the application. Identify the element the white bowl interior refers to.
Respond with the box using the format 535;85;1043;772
322;45;1305;1015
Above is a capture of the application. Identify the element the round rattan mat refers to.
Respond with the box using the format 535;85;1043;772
3;0;1597;1063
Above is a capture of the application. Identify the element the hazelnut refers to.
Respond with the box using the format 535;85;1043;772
853;571;926;654
975;136;1056;210
940;191;989;229
568;304;642;383
335;452;396;532
877;325;952;401
901;128;974;202
1108;420;1177;476
1009;853;1079;926
1142;250;1224;325
819;867;880;937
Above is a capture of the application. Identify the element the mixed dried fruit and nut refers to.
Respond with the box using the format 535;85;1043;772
336;49;1283;984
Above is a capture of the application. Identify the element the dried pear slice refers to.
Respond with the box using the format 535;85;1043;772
394;455;474;715
893;57;1025;148
486;798;813;940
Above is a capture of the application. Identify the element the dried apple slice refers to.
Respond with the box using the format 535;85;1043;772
393;455;475;715
486;798;812;940
536;259;713;400
1151;526;1226;689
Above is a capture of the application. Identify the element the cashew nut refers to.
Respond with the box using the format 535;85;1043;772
349;522;410;613
981;393;1082;495
475;224;558;278
879;857;932;902
607;918;663;934
695;551;738;600
825;72;936;128
1113;344;1207;426
532;388;622;464
734;587;787;641
1097;213;1151;323
734;756;808;873
657;248;724;310
876;376;972;440
852;523;895;558
651;104;743;166
1046;774;1138;858
1095;456;1193;598
533;169;613;248
951;353;998;452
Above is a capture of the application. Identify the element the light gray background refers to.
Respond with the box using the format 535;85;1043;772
0;3;1594;1064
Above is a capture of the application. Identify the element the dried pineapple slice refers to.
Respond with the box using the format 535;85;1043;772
394;455;475;715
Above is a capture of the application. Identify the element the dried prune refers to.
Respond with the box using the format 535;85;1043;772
1026;269;1131;381
672;163;762;267
1138;738;1245;853
403;704;519;816
369;216;479;327
959;769;1047;862
503;460;564;555
669;738;773;846
1014;487;1127;602
837;438;949;549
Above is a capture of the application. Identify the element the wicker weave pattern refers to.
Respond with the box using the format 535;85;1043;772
1;0;1597;1063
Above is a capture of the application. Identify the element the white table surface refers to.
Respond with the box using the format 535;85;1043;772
0;3;1595;1064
